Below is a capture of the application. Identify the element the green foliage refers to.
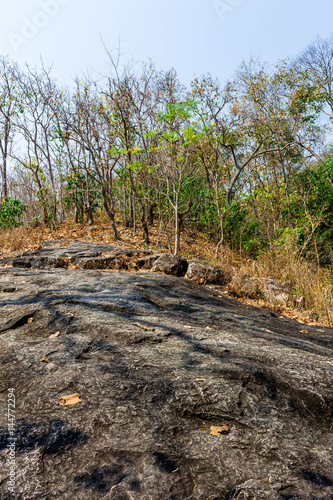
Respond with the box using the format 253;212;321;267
223;200;265;257
294;157;333;263
0;197;27;229
182;177;217;234
158;98;199;124
220;157;333;263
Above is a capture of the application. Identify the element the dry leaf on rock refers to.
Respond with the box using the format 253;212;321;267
40;356;49;363
27;317;34;323
210;425;229;436
49;331;60;338
131;322;155;331
299;330;308;334
59;393;82;406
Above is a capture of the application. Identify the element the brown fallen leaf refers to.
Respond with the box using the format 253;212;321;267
299;330;308;334
210;425;229;436
27;317;34;323
40;356;49;363
49;331;60;338
59;393;82;406
131;322;155;331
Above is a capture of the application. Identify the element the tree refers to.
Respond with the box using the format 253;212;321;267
11;63;63;226
60;78;120;236
155;94;202;255
297;35;333;123
0;57;19;201
103;67;154;243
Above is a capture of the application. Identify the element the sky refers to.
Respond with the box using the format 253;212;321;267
0;0;333;87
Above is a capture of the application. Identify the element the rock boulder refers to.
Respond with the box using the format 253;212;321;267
151;254;188;277
185;258;231;285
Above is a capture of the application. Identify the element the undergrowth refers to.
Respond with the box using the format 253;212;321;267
0;217;332;327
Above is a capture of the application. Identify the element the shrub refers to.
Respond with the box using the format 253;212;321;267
0;197;27;229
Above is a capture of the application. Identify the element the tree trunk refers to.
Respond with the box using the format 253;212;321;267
174;208;183;256
128;171;149;243
123;185;129;227
149;204;156;226
104;200;118;240
85;172;93;225
1;155;7;200
85;201;94;226
174;214;180;256
215;214;224;259
142;217;149;244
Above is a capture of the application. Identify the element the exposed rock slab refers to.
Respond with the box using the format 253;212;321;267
11;240;153;271
9;241;231;287
0;259;332;499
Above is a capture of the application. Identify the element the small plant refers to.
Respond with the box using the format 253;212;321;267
0;197;27;229
32;215;42;228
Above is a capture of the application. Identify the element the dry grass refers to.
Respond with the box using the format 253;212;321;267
1;217;332;327
255;244;333;327
0;226;34;253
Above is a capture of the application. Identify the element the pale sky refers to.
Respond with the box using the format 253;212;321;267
0;0;333;86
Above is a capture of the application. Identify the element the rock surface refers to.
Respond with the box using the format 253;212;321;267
0;242;332;499
9;241;228;286
11;241;152;272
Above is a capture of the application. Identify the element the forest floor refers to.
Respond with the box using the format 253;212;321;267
0;216;331;327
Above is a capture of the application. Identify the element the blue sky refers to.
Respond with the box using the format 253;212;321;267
0;0;333;86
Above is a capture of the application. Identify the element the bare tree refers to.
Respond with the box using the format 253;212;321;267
60;78;121;238
297;35;333;120
11;63;63;225
0;57;19;200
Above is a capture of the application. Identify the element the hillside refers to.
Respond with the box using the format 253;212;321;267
1;220;332;327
